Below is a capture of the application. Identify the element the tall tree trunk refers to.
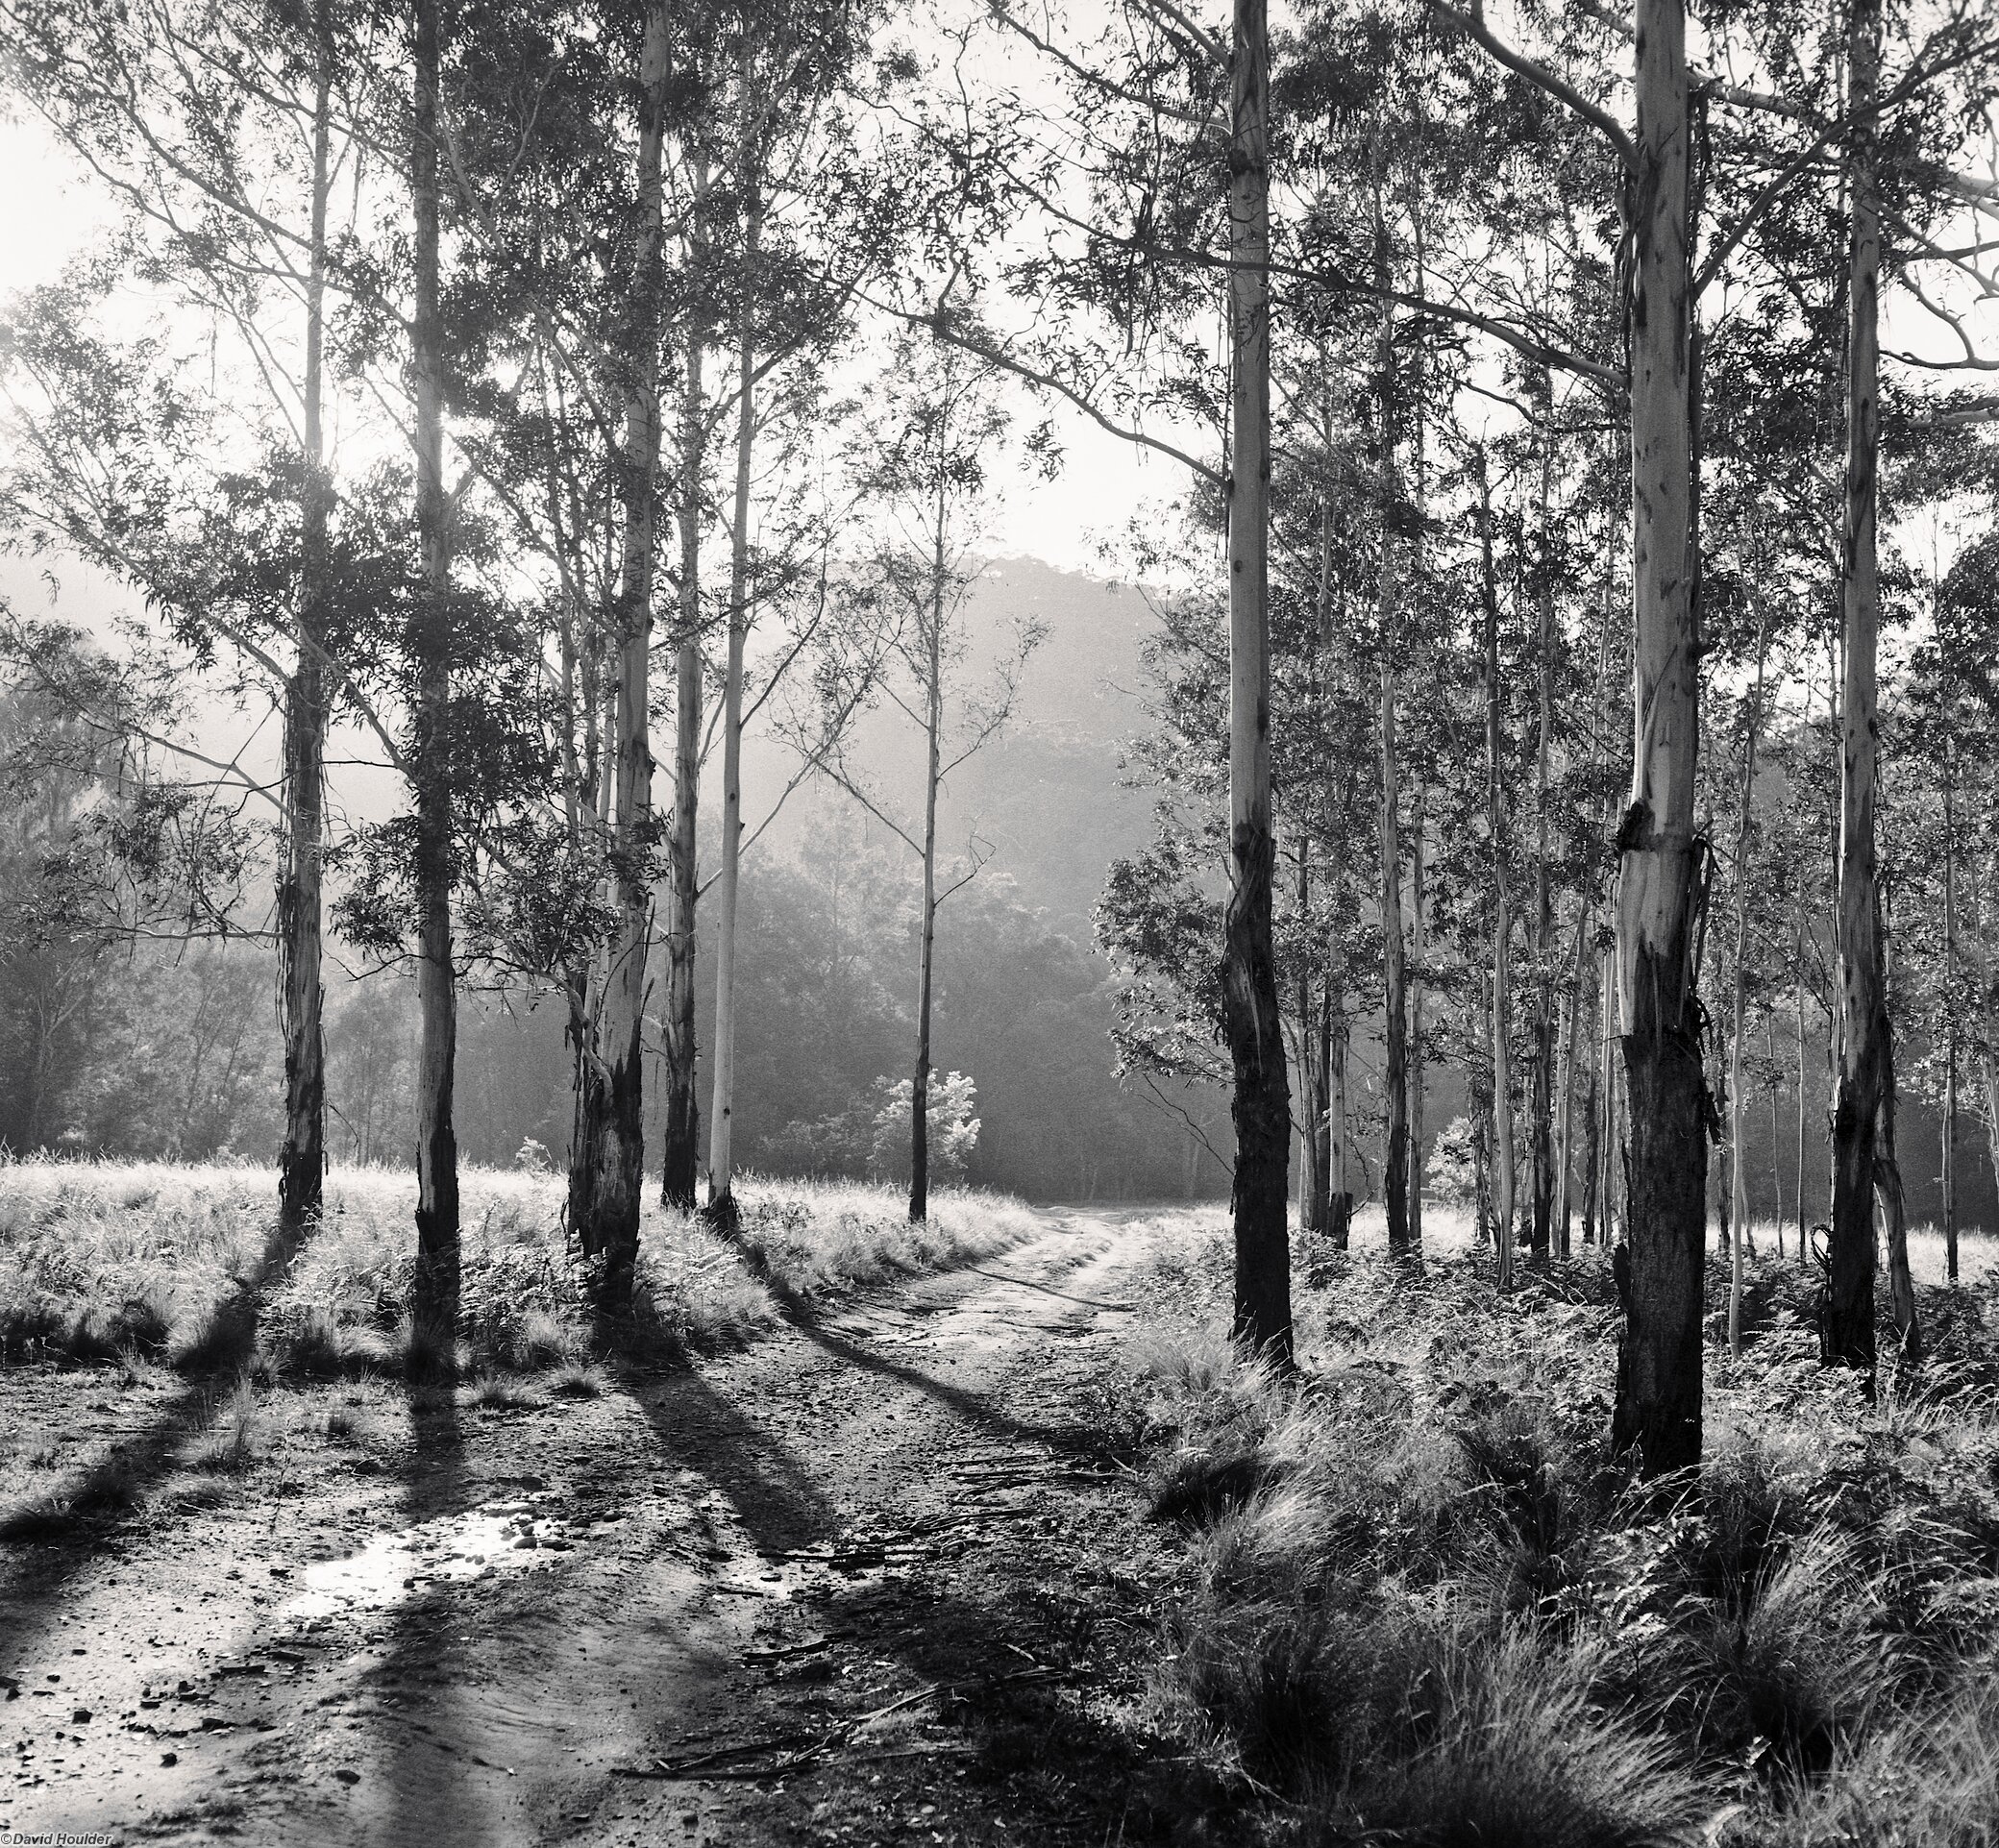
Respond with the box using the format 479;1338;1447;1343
1328;928;1351;1249
1766;1007;1785;1259
1555;908;1586;1255
1473;964;1493;1248
1581;952;1605;1245
1406;202;1429;1261
1312;983;1335;1236
1480;459;1516;1288
1943;728;1959;1282
910;484;945;1224
1827;0;1884;1383
1878;913;1919;1356
407;0;459;1340
1408;795;1426;1249
1605;949;1625;1249
1375;198;1410;1263
1727;627;1766;1359
662;282;707;1210
1613;0;1706;1475
278;16;332;1246
1528;414;1556;1262
706;140;762;1225
1222;0;1291;1358
573;0;669;1301
1296;845;1329;1236
1306;486;1337;1244
1796;942;1810;1265
1975;856;1999;1217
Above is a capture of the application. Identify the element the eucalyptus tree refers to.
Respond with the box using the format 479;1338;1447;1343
703;0;878;1225
813;332;1039;1223
0;0;386;1243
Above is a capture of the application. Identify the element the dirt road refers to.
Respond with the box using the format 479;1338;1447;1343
1;1209;1196;1847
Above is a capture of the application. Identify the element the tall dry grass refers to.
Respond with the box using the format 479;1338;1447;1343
0;1156;1040;1377
1131;1218;1999;1846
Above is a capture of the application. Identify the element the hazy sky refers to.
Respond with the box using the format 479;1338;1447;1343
3;31;1991;581
0;111;1168;576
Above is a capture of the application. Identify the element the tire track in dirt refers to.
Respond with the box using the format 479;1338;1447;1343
2;1208;1187;1847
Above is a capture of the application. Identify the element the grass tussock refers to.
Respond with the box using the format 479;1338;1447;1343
0;1158;1036;1387
1132;1220;1999;1847
728;1183;1041;1302
0;1453;146;1540
185;1379;276;1473
546;1360;608;1399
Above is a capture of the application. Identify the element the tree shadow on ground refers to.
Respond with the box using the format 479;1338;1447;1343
0;1211;319;1674
626;1362;838;1558
355;1384;476;1847
794;1572;1232;1847
961;1266;1137;1314
620;1313;1230;1845
714;1240;1124;1466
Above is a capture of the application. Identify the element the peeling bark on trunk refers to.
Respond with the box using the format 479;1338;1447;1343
573;0;669;1303
409;0;459;1338
706;144;761;1226
1612;0;1707;1476
278;23;332;1247
1222;0;1292;1360
662;302;706;1211
1828;0;1884;1384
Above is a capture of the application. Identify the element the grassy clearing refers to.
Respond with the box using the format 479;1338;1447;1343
0;1158;1039;1382
1131;1218;1999;1846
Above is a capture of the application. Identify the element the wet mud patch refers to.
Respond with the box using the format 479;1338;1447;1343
3;1210;1217;1847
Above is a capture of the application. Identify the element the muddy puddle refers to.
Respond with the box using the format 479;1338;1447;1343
284;1495;575;1621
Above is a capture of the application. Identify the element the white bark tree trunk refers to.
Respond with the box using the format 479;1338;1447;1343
909;487;945;1225
706;139;762;1222
409;0;458;1338
662;259;708;1211
1728;628;1766;1358
574;0;669;1302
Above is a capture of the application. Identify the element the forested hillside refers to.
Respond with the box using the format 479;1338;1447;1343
0;556;1233;1201
2;537;1996;1232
